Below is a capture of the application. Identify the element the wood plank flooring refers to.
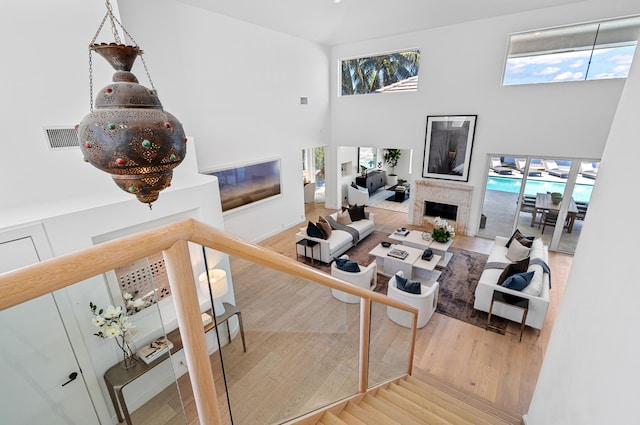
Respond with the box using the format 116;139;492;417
130;203;569;425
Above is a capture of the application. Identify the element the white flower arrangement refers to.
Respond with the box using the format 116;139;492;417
432;216;455;242
123;291;146;315
90;292;140;367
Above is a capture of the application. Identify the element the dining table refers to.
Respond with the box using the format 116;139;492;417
530;192;579;233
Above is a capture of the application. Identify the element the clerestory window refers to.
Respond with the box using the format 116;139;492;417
341;49;420;96
503;16;640;86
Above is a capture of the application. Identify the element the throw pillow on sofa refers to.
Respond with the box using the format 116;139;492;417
334;258;361;273
346;204;364;221
506;229;534;248
317;216;332;239
395;274;421;294
497;257;530;286
502;271;535;291
307;221;325;239
336;209;352;225
506;238;530;262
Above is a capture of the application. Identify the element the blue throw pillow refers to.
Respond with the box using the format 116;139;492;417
334;258;361;273
307;221;324;239
502;271;535;291
395;274;421;294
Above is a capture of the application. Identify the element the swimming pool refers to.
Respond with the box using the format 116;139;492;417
486;176;593;203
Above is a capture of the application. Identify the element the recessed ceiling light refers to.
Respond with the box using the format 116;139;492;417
334;0;342;3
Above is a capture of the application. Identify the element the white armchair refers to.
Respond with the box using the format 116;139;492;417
386;271;439;328
347;184;369;206
303;182;316;203
330;255;377;304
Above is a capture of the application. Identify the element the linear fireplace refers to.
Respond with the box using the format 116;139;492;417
424;201;458;221
412;179;473;235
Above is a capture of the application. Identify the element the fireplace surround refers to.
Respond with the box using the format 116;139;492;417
412;180;473;235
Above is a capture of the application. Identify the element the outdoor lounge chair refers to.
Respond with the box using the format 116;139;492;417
490;157;513;175
543;160;569;178
516;159;542;177
580;162;599;180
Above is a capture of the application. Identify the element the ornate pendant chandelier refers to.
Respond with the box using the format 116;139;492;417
77;1;186;208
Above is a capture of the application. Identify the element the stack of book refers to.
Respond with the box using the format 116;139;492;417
387;248;409;260
137;336;174;364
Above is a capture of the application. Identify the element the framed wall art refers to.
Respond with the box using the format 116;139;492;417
422;115;477;182
206;158;282;213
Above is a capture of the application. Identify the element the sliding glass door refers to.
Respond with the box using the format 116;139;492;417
479;155;598;254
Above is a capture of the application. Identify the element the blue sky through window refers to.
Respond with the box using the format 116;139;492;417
504;44;636;85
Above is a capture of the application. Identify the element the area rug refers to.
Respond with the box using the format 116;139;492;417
368;189;409;213
306;232;507;332
385;193;409;202
435;247;507;332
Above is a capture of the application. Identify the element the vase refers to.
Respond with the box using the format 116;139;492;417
432;232;450;243
119;338;138;369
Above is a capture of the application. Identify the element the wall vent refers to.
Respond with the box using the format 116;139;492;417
43;126;79;150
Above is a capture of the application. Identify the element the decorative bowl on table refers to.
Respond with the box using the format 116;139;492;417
381;241;391;248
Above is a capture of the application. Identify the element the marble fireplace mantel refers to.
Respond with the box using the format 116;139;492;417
412;179;473;235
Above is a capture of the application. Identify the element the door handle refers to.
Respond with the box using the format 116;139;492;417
61;372;78;387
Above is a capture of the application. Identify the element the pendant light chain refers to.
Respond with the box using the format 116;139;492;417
88;12;109;112
86;1;158;109
105;0;122;44
107;14;157;94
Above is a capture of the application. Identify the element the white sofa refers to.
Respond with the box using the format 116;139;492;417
295;210;375;264
473;236;550;330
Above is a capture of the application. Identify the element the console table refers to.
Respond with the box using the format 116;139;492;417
356;170;386;194
104;303;245;425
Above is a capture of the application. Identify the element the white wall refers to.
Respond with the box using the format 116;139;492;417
337;146;358;205
0;0;115;213
0;1;231;422
330;0;640;233
119;0;331;242
526;30;640;425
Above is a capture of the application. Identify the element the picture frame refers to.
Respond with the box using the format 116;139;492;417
205;158;282;213
422;115;477;182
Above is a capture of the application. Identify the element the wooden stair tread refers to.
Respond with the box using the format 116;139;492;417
340;410;368;425
404;375;521;424
361;394;427;425
288;374;522;425
376;387;459;425
320;411;349;425
391;382;488;425
344;401;402;425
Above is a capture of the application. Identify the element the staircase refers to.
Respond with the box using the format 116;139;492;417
314;375;522;425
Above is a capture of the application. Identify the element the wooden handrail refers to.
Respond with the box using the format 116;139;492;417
0;218;418;425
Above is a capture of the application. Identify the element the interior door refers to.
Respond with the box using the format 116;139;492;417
0;226;100;425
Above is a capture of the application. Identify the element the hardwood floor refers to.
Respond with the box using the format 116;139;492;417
130;203;570;424
259;203;568;416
